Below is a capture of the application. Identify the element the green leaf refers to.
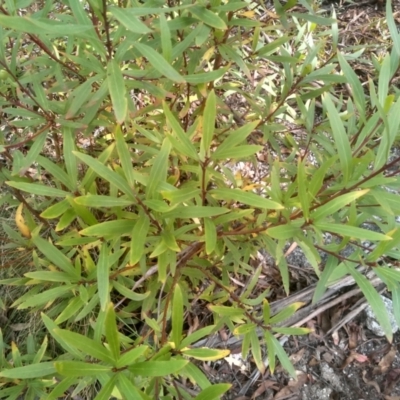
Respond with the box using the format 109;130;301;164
200;90;216;157
184;67;228;84
204;217;217;255
210;188;283;210
115;126;136;187
269;333;296;378
80;219;136;237
40;199;71;219
322;93;352;183
263;299;271;325
6;181;68;197
135;42;184;83
0;362;56;379
272;327;311;335
147;139;172;199
183;363;212;390
55;361;112;377
112;281;150;302
264;331;275;374
31;236;78;277
194;384;231;400
297;159;309;221
313;255;338;304
338;52;366;117
266;224;301;240
94;375;118;400
311;190;369;221
208;305;245;317
181;348;230;361
37;156;74;191
172;284;184;347
314;222;392;241
161;187;200;205
15;286;73;310
159;13;172;62
130;214;150;265
53;328;115;364
0;14;92;35
104;303;120;360
250;329;264;372
128;360;188;376
117;373;149;400
107;59;128;124
110;6;152;34
290;12;336;25
269;302;305;325
162;206;229;219
346;263;393;342
19;131;47;173
212;145;262;160
24;271;74;283
116;345;148;369
191;6;227;29
180;325;217;349
74;151;135;200
387;0;400;56
75;195;135;208
97;243;110;312
163;102;198;160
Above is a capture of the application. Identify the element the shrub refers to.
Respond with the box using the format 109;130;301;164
0;0;400;398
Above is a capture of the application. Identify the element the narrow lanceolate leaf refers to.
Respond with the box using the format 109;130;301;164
0;362;56;379
115;126;136;187
130;214;150;265
32;236;78;277
135;42;184;83
201;90;216;157
147;139;172;199
193;384;231;400
210;188;283;210
191;6;227;30
311;190;369;221
162;206;229;219
159;13;172;62
204;217;217;255
314;221;392;241
15;286;73;310
105;304;120;361
117;373;149;400
269;302;305;325
6;182;68;197
73;151;134;200
128;360;188;376
297;160;309;221
181;348;230;361
322;93;352;183
80;219;135;237
269;333;296;378
109;6;152;34
75;195;135;208
55;361;112;377
97;242;110;312
346;263;393;343
338;52;366;117
53;329;115;364
107;59;127;124
172;284;184;347
163;102;198;160
212;120;259;159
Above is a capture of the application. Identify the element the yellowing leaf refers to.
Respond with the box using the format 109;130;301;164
15;203;31;239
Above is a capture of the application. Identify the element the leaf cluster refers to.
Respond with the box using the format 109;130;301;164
0;0;400;398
